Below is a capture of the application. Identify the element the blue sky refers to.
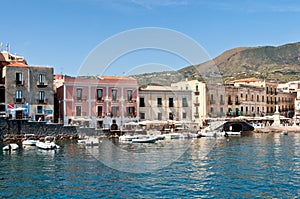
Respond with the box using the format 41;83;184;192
2;0;300;76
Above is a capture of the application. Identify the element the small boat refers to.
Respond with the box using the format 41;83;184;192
119;135;139;142
3;143;19;151
36;136;60;150
131;136;157;143
225;131;241;136
163;133;181;139
22;139;38;146
77;136;101;146
198;130;224;137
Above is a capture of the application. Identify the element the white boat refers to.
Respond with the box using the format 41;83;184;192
22;139;38;146
3;143;19;151
198;130;225;137
131;136;157;143
77;136;101;146
225;131;241;136
163;133;181;139
36;136;60;150
198;130;241;137
119;135;139;142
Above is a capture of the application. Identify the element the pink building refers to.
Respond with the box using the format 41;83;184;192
55;75;139;129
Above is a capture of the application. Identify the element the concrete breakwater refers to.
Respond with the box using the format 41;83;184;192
0;119;78;142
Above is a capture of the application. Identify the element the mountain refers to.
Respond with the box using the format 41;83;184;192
131;42;300;86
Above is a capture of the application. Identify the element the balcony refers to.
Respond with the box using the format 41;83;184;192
228;101;233;105
220;101;225;105
210;100;215;105
194;102;200;106
36;99;48;104
37;81;48;88
16;80;24;86
96;98;105;103
75;96;87;102
194;113;199;117
194;91;199;95
15;97;25;104
126;99;136;103
235;101;240;105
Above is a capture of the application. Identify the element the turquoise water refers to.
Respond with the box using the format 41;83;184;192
1;133;300;198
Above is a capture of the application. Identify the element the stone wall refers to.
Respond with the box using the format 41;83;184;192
0;119;78;140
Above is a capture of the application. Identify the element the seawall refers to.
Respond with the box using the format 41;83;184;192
0;119;78;141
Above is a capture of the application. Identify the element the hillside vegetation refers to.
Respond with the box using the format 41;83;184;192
132;42;300;86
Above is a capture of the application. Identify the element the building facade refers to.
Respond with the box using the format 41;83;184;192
225;84;265;117
139;85;192;122
171;80;206;123
0;59;54;121
55;75;138;128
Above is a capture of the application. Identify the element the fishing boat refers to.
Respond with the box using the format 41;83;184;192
36;136;60;150
3;143;19;151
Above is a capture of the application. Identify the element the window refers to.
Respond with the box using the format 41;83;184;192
169;112;174;120
220;95;224;104
157;98;162;107
97;89;103;101
127;90;133;101
16;90;22;102
210;107;214;113
220;107;223;113
262;96;264;102
140;112;145;120
196;85;199;92
251;95;254;101
16;72;23;85
39;91;45;103
169;98;174;107
76;88;82;100
97;106;103;117
38;74;45;85
37;106;43;114
112;89;118;101
140;97;145;107
257;95;259;102
111;106;119;117
182;112;187;119
182;98;188;107
76;106;81;116
158;113;162;120
127;107;135;117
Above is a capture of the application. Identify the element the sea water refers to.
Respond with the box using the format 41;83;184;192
1;133;300;198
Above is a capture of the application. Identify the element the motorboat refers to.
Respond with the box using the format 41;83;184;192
3;143;19;151
22;134;38;146
131;136;157;143
77;136;101;146
22;139;38;146
198;130;225;137
119;135;139;142
36;136;60;150
163;133;182;139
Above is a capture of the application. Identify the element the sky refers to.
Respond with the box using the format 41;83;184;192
1;0;300;76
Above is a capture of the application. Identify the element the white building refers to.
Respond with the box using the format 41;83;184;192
139;85;192;122
171;80;206;125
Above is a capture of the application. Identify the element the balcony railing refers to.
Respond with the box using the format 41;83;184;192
194;102;200;106
16;80;24;86
194;91;199;95
15;97;25;104
37;81;48;87
36;99;48;104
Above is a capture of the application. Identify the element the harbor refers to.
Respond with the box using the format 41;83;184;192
1;132;300;198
